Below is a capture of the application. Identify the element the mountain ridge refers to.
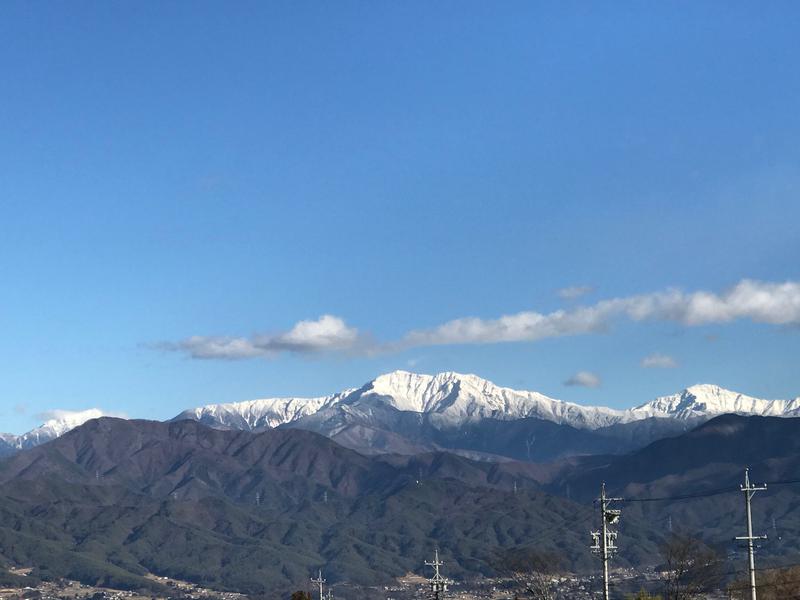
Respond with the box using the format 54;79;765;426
2;414;800;594
3;371;798;455
0;416;601;593
176;370;800;432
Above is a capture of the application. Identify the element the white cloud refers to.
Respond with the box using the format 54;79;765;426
564;371;601;388
401;304;611;347
641;353;679;369
270;314;360;352
157;279;800;361
170;336;266;360
616;279;800;326
164;315;363;360
557;285;594;300
401;279;800;347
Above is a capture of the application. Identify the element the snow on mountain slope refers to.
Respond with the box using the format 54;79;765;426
173;370;628;432
174;370;799;434
4;374;797;455
1;408;107;451
172;391;355;431
632;384;800;420
360;370;627;428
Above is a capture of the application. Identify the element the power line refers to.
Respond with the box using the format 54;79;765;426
622;486;733;503
617;475;800;504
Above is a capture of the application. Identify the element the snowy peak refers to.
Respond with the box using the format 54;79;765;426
173;372;800;436
173;391;354;431
2;408;107;451
4;374;797;457
175;370;631;433
634;384;800;420
363;370;625;428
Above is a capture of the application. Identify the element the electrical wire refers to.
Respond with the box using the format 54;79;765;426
615;475;800;504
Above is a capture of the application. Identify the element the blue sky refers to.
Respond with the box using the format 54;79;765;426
1;2;799;434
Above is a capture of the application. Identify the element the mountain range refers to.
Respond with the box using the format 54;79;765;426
3;371;799;462
2;369;800;594
0;417;600;595
175;370;800;430
1;414;799;596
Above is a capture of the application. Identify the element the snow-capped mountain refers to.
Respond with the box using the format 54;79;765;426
346;370;628;428
632;384;800;420
172;370;800;432
172;392;353;431
0;408;107;452
171;371;631;432
3;373;798;458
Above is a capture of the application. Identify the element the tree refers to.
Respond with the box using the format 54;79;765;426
290;592;311;600
728;565;800;600
659;535;722;600
494;548;564;600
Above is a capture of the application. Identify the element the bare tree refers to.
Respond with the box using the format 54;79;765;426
494;548;563;600
659;535;722;600
728;565;800;600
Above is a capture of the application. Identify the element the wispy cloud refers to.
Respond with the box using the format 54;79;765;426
641;353;678;369
162;315;364;360
564;371;601;388
557;285;594;300
401;279;800;347
158;279;800;360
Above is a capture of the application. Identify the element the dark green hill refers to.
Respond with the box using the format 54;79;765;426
5;415;799;597
549;414;800;567
1;418;659;596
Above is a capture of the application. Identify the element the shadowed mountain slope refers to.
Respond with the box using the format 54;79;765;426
1;418;656;596
547;415;800;567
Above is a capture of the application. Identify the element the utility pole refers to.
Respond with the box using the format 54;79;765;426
735;468;767;600
425;548;450;600
591;482;621;600
311;570;325;600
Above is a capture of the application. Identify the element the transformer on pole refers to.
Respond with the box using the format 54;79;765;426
590;482;622;600
311;570;326;600
425;548;450;600
735;468;767;600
